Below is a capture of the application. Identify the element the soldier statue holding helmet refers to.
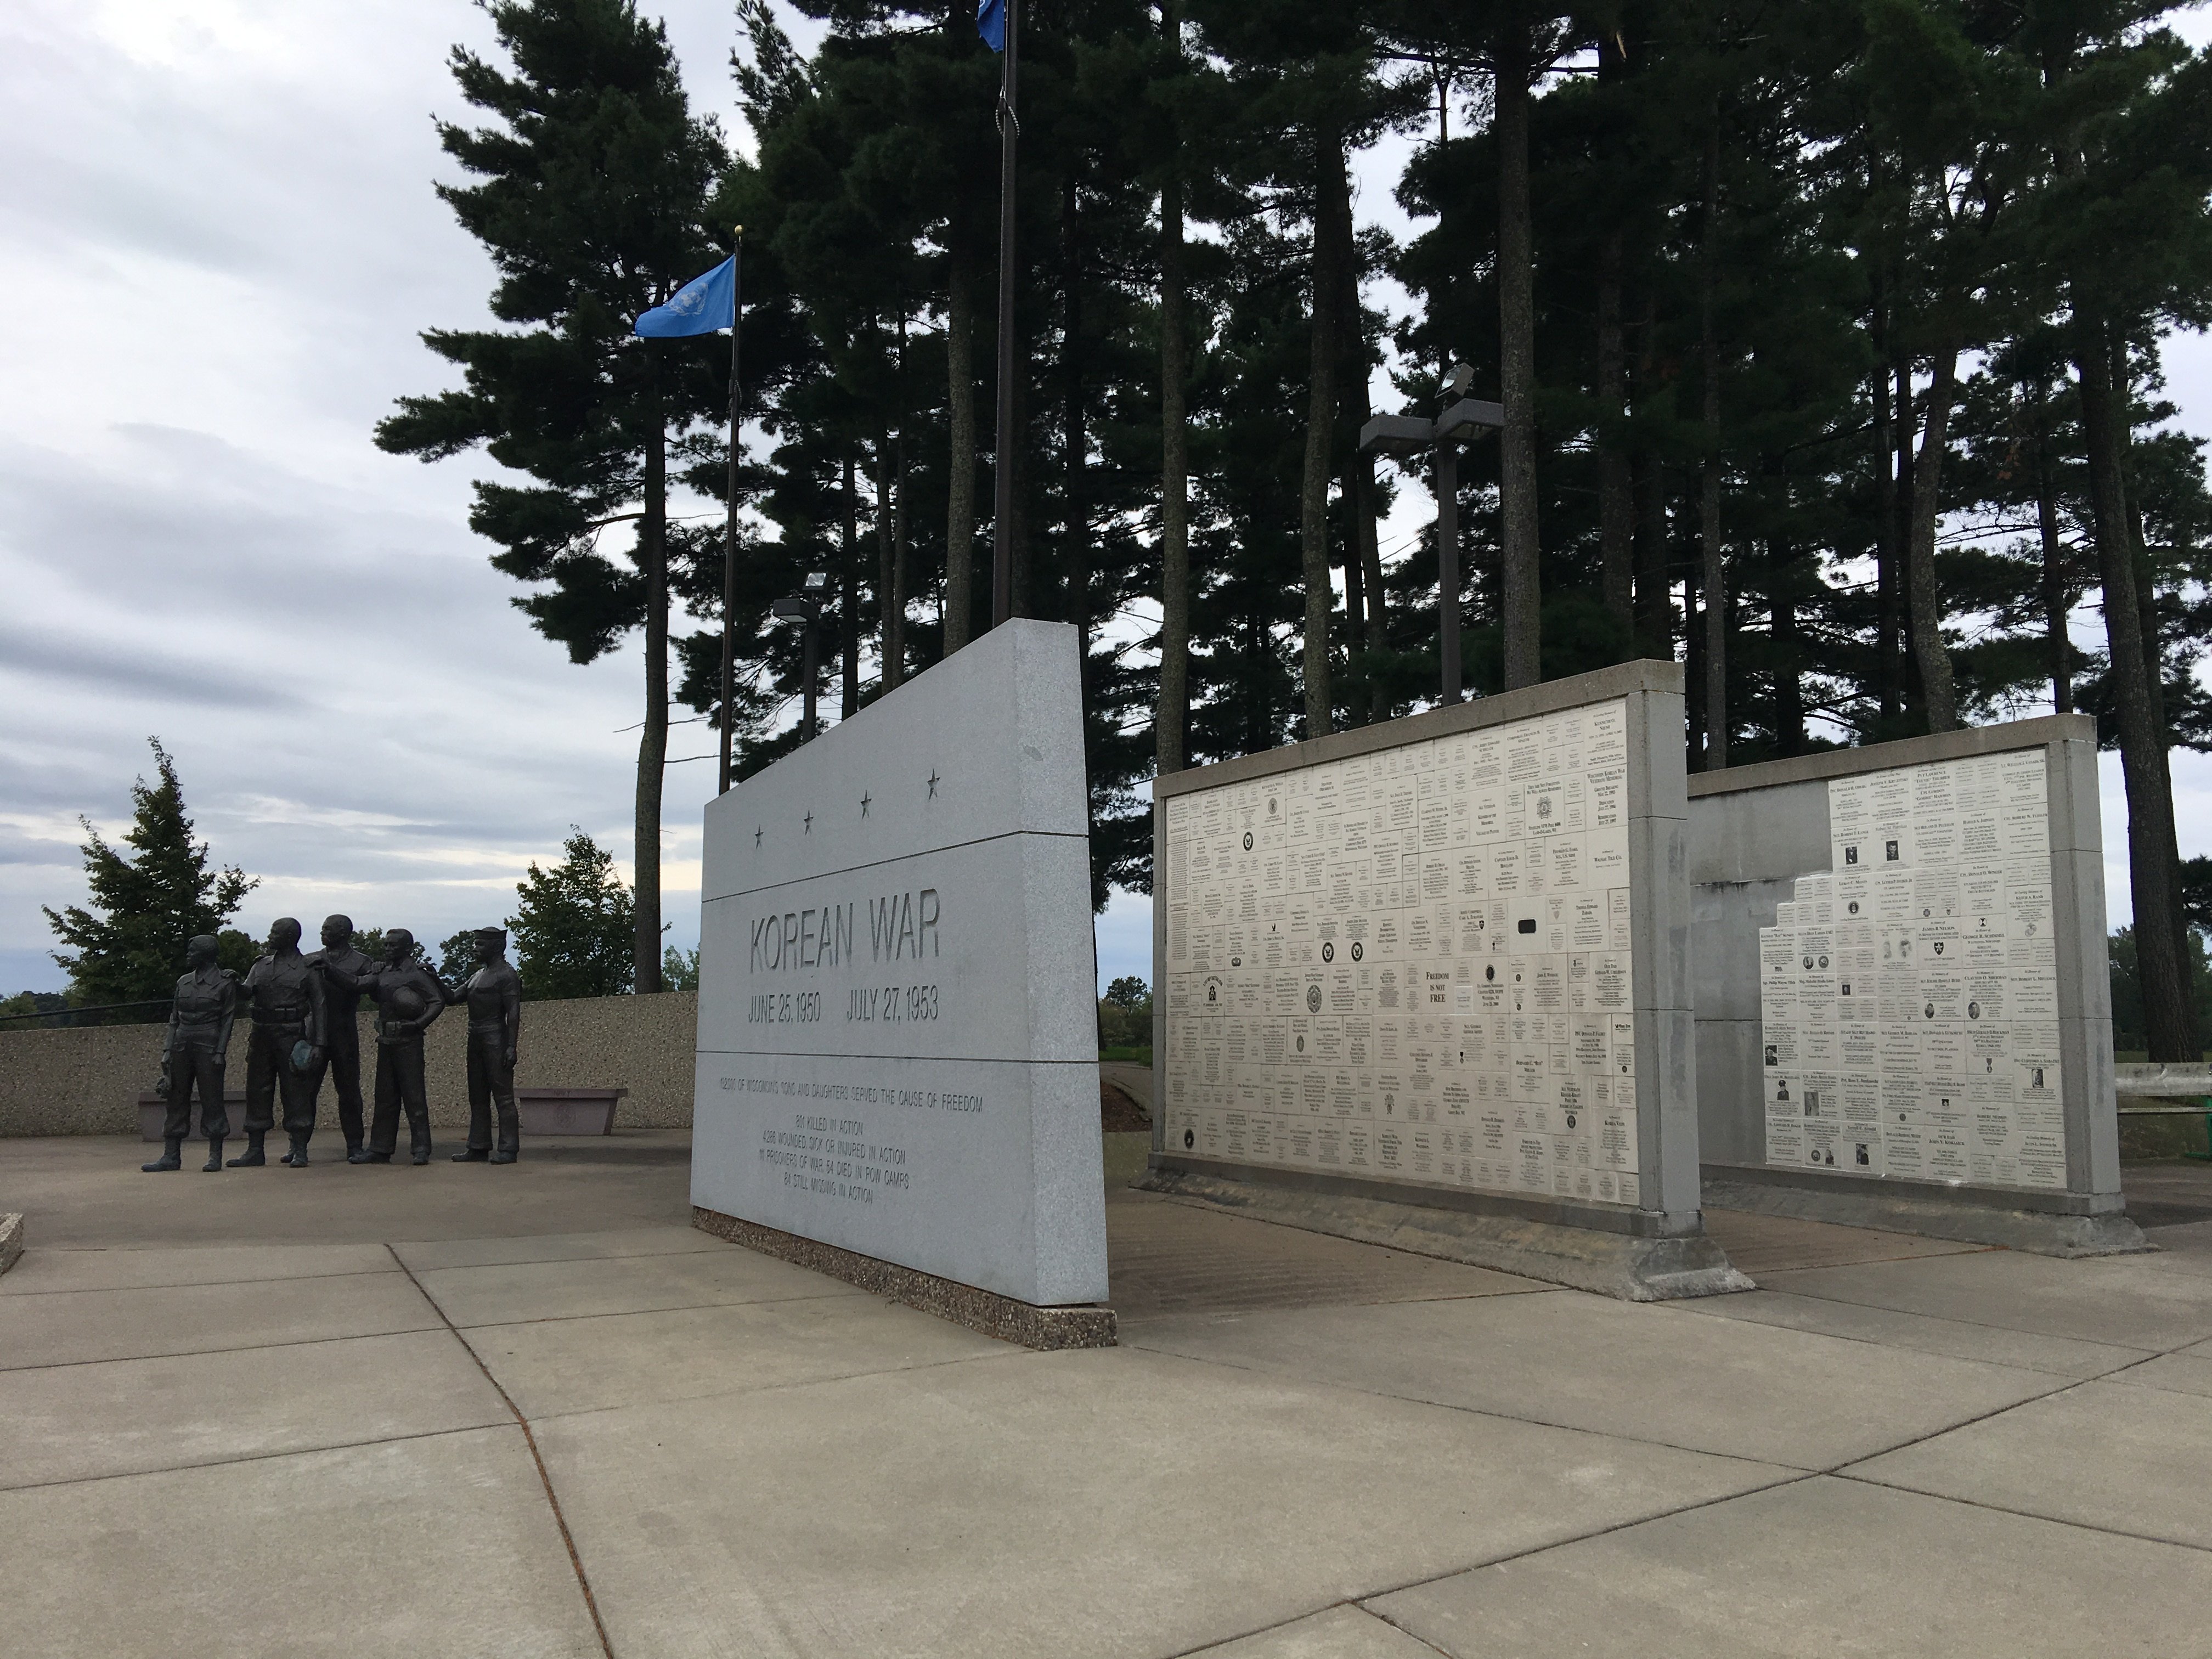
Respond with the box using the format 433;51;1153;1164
320;930;447;1165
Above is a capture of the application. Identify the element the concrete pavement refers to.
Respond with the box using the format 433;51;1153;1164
5;1131;2212;1656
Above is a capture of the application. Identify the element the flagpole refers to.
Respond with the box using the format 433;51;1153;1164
990;1;1019;629
718;230;744;795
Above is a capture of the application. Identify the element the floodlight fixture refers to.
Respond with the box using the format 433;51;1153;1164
1355;369;1504;710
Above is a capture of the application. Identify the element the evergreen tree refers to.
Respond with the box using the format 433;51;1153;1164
43;740;256;1018
467;0;2212;1048
509;828;637;1000
375;0;727;995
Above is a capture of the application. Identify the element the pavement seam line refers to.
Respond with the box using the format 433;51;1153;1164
1259;1469;1822;1629
1340;1469;1824;1613
0;1265;406;1299
1747;1277;2212;1356
2096;1350;2209;1389
1827;1468;2212;1556
0;1420;506;1497
387;1244;617;1659
392;1246;725;1273
445;1286;870;1330
0;1322;449;1374
1806;1375;2096;1480
1164;1599;1455;1658
507;1344;1031;1427
1115;1339;1812;1472
1655;1296;2154;1380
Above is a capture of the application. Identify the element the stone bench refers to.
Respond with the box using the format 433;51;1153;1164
2114;1065;2212;1115
137;1090;248;1141
518;1087;627;1136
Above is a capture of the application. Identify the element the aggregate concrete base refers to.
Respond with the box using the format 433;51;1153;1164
1702;1174;2152;1257
0;1212;20;1276
692;1206;1115;1350
1136;1169;1752;1302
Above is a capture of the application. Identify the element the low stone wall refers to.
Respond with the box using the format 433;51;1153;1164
0;992;699;1137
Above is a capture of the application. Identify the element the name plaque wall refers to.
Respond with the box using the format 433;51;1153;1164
1148;662;1745;1300
1160;697;1645;1206
690;621;1109;1315
1760;749;2064;1188
1689;715;2141;1255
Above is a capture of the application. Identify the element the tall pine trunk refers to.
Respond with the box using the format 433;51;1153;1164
1772;544;1805;754
2030;391;2070;714
1155;6;1191;778
1894;358;1922;721
1598;230;1633;645
1330;184;1385;726
634;364;667;995
1595;31;1632;645
944;249;978;653
1698;119;1725;767
2076;317;2194;1059
1630;294;1669;659
840;449;859;718
1496;10;1542;690
1870;343;1901;727
1299;125;1346;738
1062;171;1091;710
877;435;899;690
1684;557;1705;763
1905;346;1961;731
891;427;909;686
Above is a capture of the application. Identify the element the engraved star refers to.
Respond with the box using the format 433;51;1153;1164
860;792;871;818
803;811;813;833
927;770;940;799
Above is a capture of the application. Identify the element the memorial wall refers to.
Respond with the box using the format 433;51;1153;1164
689;621;1110;1328
1757;748;2064;1188
1689;715;2141;1254
1159;696;1647;1207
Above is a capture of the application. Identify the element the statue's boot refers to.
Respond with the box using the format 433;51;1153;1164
357;1149;392;1164
344;1141;366;1164
409;1122;432;1166
202;1137;224;1172
452;1147;490;1163
142;1137;183;1172
489;1147;518;1165
227;1131;267;1168
284;1133;311;1167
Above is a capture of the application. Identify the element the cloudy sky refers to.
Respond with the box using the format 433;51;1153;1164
2;1;2207;1000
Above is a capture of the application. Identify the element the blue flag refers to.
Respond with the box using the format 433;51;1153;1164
977;0;1005;52
634;257;735;338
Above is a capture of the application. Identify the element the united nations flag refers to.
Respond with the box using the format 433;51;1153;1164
634;257;736;338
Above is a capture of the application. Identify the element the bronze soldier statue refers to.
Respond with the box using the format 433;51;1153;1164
323;930;446;1164
303;914;375;1163
229;918;327;1169
445;927;524;1163
144;934;238;1173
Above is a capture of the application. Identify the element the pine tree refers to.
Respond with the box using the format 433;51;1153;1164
509;829;637;1000
43;740;256;1018
375;0;726;995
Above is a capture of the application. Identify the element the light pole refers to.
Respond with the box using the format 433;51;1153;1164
1359;365;1503;706
772;572;830;742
